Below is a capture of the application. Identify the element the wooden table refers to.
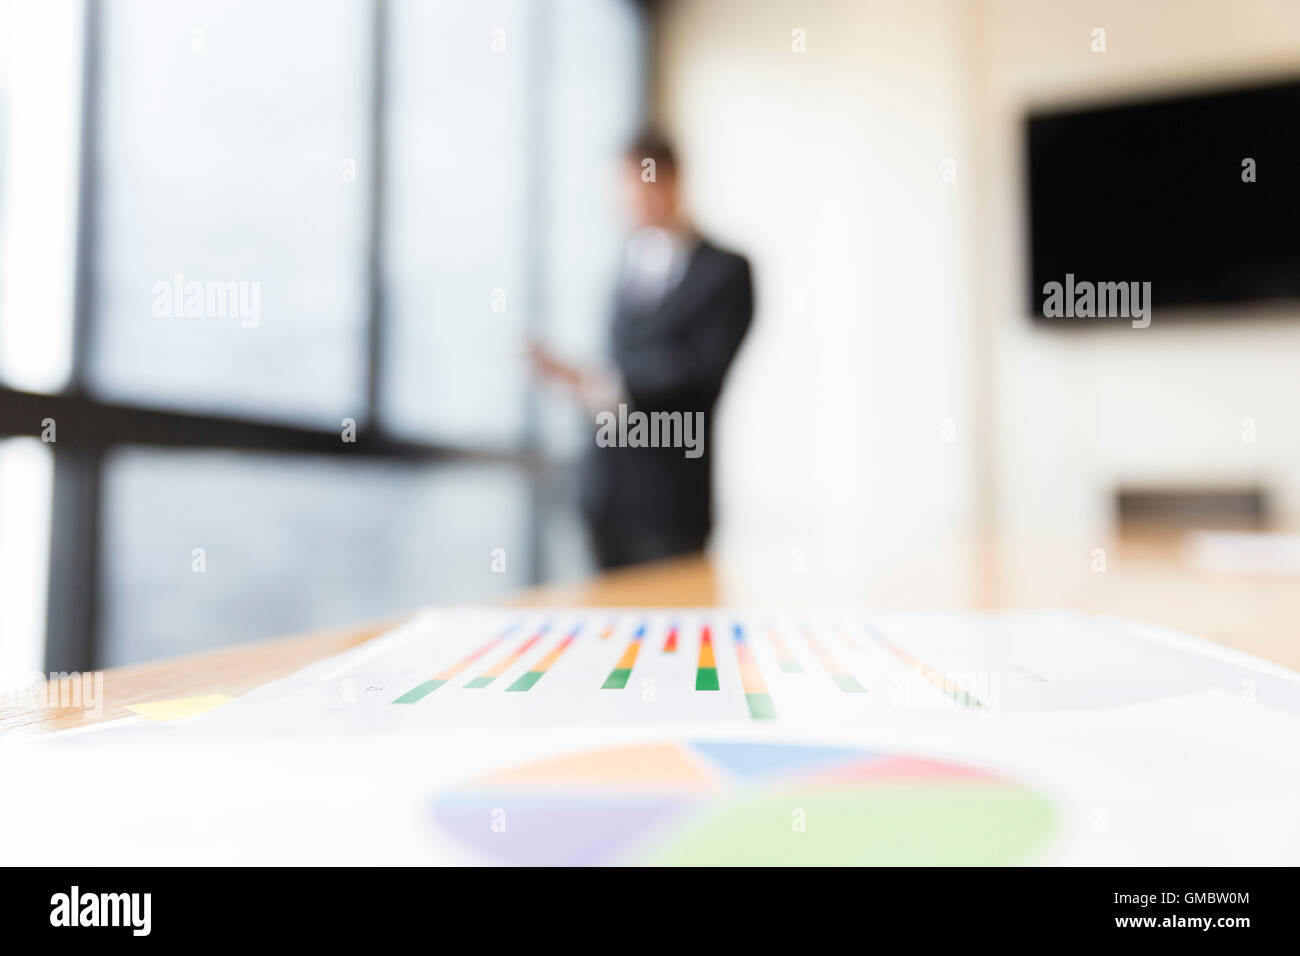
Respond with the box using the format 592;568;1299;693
3;532;1296;737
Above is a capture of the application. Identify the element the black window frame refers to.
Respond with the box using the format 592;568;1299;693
0;0;589;671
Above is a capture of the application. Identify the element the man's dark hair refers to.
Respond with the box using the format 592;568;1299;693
624;129;678;175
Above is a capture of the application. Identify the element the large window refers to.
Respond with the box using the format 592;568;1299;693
89;0;372;426
99;450;530;665
383;0;535;448
0;0;646;678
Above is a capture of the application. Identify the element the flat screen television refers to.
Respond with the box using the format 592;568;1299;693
1026;78;1300;320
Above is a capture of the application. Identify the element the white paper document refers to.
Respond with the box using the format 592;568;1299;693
186;607;1300;734
5;608;1299;865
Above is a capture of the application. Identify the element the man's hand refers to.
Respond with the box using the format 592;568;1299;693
528;340;623;413
527;340;583;389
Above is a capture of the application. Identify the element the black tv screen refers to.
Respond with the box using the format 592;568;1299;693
1027;79;1300;319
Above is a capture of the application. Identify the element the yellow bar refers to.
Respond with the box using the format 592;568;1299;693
616;643;641;670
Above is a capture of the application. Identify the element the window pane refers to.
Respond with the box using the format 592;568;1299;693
88;0;370;426
0;0;82;393
539;0;645;456
0;438;54;685
100;448;531;666
382;0;534;447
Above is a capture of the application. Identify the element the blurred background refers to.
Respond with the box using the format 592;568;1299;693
2;0;1299;683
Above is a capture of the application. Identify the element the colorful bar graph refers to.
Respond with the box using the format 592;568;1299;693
802;627;866;693
864;623;983;708
696;625;719;691
662;623;679;653
506;624;581;692
393;621;520;703
733;623;774;719
602;623;646;689
465;623;551;689
766;626;803;673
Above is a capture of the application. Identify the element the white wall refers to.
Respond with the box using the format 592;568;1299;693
657;0;1300;571
978;0;1300;538
656;0;981;586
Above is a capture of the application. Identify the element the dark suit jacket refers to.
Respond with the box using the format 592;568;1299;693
581;239;753;547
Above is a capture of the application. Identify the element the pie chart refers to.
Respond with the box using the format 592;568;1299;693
433;740;1055;865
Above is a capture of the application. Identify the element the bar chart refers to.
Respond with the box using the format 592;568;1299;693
388;613;994;721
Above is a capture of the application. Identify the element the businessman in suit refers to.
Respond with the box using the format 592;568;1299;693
532;132;753;569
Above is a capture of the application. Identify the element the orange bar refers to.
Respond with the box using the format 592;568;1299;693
698;628;716;668
483;633;545;678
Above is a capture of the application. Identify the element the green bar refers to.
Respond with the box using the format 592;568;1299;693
602;668;632;689
696;667;719;691
745;693;776;719
392;679;446;703
464;676;494;689
953;689;983;708
832;674;867;693
779;660;803;674
505;671;543;692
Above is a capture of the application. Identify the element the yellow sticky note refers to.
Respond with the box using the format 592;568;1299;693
127;694;233;722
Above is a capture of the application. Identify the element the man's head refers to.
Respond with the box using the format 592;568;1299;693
620;129;682;229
